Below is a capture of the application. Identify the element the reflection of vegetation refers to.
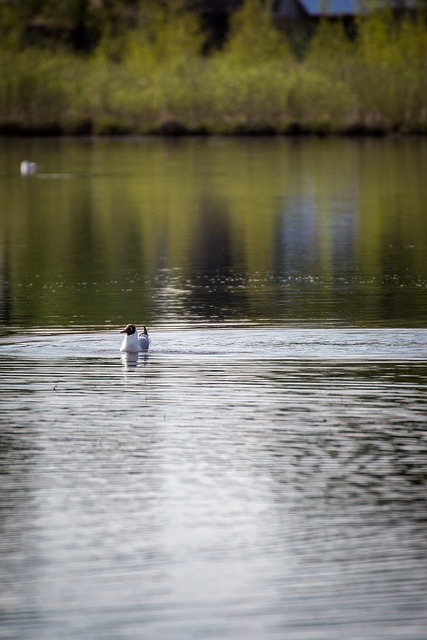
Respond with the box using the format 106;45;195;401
0;1;426;134
1;138;427;328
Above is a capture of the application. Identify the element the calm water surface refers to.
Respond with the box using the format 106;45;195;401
1;138;427;639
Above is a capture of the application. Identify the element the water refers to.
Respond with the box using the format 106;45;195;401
1;136;426;329
1;137;427;639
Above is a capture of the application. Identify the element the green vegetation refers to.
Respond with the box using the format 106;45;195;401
0;0;426;135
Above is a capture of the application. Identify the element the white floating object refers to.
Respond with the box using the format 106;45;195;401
20;160;37;175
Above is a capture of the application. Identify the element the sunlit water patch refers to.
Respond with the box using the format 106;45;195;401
1;328;427;639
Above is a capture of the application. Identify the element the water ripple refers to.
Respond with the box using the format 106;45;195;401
1;328;427;639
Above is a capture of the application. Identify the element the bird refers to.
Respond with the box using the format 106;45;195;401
119;324;150;352
20;160;37;175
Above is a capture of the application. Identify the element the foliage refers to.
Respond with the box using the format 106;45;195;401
0;3;426;134
305;19;354;77
0;48;88;133
222;0;293;65
353;11;427;130
122;1;206;69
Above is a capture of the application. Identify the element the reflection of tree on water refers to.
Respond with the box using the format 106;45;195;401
152;196;253;324
183;197;251;322
1;138;427;329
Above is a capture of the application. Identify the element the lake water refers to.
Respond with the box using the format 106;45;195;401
1;137;427;640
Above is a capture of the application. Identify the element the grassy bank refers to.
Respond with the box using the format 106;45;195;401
0;2;426;135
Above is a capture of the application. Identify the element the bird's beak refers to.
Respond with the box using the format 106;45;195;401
119;328;127;333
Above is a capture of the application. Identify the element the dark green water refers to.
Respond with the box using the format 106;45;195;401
1;137;427;640
1;136;426;330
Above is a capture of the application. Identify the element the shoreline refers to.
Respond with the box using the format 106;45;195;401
1;124;426;138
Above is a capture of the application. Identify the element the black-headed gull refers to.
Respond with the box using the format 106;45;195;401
119;324;150;352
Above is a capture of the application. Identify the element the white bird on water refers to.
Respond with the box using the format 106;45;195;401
120;324;150;352
20;160;37;175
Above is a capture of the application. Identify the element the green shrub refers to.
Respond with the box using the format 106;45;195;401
0;4;426;135
222;0;293;66
353;12;427;131
0;49;87;132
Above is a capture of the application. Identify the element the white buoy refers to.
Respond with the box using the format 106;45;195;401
20;160;37;175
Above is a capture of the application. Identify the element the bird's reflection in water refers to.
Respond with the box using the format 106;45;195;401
121;352;149;370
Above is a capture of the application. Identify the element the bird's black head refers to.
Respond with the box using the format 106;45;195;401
120;324;136;335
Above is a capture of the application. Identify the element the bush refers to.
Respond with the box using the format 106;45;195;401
0;4;426;135
0;49;87;132
222;0;293;66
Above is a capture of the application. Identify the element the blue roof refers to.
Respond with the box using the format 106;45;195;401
301;0;359;15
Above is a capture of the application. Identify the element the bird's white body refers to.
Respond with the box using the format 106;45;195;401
120;324;150;352
20;160;37;175
137;330;150;351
